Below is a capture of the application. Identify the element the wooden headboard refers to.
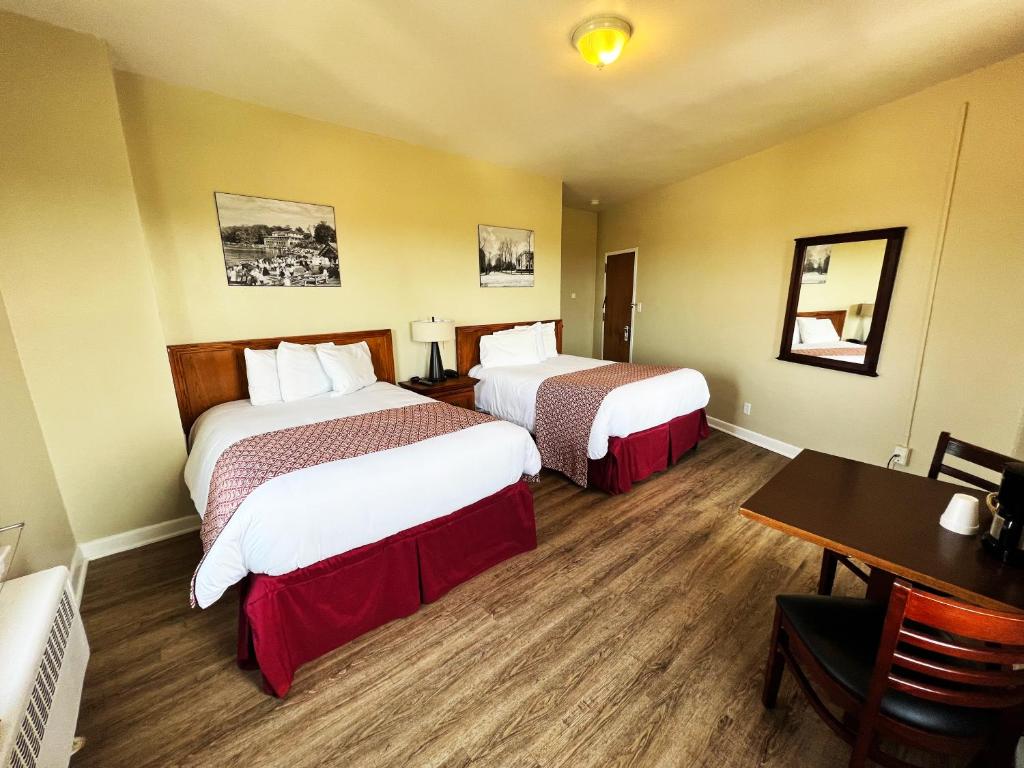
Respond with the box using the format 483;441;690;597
166;329;396;435
797;309;846;337
454;320;563;376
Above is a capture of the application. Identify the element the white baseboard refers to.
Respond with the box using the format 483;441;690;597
707;416;802;459
66;515;198;605
69;547;88;606
77;515;199;563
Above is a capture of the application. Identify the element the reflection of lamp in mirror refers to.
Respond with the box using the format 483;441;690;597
848;302;874;342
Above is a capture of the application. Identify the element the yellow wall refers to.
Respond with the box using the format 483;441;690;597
796;239;887;341
908;54;1024;472
115;73;562;379
560;208;598;356
0;11;562;548
796;240;886;314
2;6;1019;559
0;294;76;577
0;13;194;542
596;53;1024;471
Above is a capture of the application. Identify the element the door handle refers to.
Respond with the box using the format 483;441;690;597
624;325;630;343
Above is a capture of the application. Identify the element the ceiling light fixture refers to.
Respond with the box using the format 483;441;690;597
571;15;632;69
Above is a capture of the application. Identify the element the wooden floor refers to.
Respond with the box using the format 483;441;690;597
72;432;956;767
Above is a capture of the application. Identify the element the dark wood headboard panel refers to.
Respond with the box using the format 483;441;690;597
797;309;847;337
167;329;396;434
454;320;563;376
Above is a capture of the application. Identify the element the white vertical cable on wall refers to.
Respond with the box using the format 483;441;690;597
901;101;970;453
1014;403;1024;459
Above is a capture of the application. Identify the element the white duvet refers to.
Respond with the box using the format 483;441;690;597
185;382;541;608
469;355;710;460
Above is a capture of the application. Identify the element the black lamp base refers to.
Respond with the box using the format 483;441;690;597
427;341;444;381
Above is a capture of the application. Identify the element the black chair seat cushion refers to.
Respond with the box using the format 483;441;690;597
777;595;996;739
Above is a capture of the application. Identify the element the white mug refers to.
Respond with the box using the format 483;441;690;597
939;493;981;535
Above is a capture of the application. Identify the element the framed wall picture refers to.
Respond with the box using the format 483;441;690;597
478;224;534;287
801;243;831;284
215;192;340;287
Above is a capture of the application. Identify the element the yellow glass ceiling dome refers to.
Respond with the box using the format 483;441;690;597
571;16;632;69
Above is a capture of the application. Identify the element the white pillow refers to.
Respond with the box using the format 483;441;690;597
276;341;331;401
796;317;841;344
316;341;377;395
514;322;558;359
792;325;801;347
494;327;533;336
495;325;543;359
480;330;543;368
243;348;282;406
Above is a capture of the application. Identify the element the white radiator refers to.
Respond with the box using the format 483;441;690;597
0;566;89;768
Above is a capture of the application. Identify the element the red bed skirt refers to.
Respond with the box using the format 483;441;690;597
586;408;710;495
236;479;536;697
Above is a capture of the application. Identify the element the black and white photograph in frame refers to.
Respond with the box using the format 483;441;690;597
478;224;535;287
215;192;341;287
801;243;831;284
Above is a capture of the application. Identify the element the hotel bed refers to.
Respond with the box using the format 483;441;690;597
168;329;540;697
455;320;711;494
790;310;868;363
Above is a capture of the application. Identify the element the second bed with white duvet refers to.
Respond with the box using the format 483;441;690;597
469;354;711;461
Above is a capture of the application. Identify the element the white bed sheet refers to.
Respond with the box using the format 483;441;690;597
468;355;710;460
791;340;867;363
185;382;541;608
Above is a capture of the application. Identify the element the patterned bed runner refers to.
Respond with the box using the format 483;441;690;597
793;346;867;358
535;363;678;487
191;401;496;606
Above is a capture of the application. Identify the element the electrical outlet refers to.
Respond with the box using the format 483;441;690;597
743;402;752;416
892;445;911;466
570;292;576;299
636;302;642;313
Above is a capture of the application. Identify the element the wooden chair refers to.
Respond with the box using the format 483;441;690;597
817;431;1018;597
762;579;1024;767
927;430;1018;492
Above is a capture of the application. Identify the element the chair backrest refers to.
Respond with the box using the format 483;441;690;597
870;580;1024;712
927;431;1017;493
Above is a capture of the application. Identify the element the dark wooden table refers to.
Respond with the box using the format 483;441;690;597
740;449;1024;612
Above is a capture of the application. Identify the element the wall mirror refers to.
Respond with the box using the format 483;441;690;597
778;227;905;377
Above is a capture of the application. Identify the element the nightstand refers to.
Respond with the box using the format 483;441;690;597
399;375;479;410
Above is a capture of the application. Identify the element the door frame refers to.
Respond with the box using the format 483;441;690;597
601;247;639;361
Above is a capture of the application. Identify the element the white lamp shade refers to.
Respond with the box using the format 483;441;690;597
411;320;454;343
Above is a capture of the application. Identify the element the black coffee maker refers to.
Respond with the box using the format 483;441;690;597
982;461;1024;565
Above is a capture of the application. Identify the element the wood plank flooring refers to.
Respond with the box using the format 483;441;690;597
71;432;957;767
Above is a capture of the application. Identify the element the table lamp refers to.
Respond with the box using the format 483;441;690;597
411;319;454;381
848;302;874;342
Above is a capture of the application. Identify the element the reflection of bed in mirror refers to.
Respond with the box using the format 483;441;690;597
791;309;867;363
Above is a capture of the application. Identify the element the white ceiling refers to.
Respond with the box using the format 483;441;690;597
5;0;1024;208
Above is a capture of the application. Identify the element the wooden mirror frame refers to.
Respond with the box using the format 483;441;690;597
778;227;906;377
